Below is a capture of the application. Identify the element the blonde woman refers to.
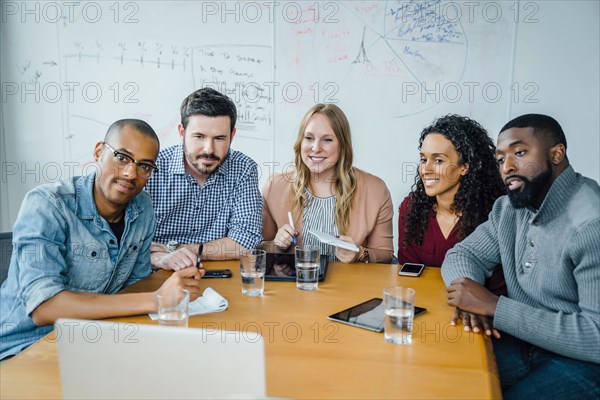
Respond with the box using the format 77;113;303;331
262;104;393;263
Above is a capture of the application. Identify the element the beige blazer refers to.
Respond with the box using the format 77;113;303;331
262;168;394;263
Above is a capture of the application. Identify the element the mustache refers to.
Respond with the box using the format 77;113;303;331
196;152;221;161
504;174;530;185
115;178;137;189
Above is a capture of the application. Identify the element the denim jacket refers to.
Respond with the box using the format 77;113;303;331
0;173;155;359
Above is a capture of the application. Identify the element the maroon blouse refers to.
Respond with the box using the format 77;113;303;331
397;196;507;296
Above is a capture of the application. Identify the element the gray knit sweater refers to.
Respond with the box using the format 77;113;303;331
442;165;600;364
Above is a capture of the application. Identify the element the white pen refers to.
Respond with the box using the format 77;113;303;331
287;211;298;245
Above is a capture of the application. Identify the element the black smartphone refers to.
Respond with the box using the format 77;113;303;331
398;263;425;277
203;269;233;278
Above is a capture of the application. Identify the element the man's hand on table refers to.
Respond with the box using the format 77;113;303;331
450;308;501;338
155;267;204;304
151;243;203;271
447;277;501;338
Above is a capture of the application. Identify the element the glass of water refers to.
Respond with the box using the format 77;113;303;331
157;288;190;327
383;287;415;345
295;245;320;291
240;249;266;296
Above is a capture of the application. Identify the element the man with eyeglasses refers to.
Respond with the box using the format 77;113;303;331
144;88;262;269
0;119;203;360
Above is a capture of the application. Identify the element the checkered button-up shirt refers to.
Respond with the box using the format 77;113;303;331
144;145;263;249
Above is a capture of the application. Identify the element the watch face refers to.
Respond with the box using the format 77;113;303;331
167;241;179;252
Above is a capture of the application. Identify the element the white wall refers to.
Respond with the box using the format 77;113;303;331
511;1;599;180
1;1;599;252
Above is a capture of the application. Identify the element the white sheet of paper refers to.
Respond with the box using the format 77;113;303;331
149;287;228;320
308;230;360;252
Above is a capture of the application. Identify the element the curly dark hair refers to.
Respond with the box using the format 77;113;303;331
403;114;505;247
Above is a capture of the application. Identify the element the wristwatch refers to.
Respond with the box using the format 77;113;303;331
357;246;370;263
166;240;179;253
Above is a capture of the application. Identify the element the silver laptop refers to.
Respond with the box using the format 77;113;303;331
56;318;266;399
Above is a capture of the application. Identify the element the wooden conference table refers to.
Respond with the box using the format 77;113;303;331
0;261;501;399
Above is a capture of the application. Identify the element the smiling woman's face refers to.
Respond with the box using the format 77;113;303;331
419;133;468;199
300;113;340;178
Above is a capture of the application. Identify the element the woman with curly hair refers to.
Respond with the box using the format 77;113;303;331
262;103;394;263
398;114;506;294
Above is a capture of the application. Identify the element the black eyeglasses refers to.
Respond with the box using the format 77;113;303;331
102;142;158;179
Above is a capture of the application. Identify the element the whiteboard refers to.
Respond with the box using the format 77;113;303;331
1;1;599;251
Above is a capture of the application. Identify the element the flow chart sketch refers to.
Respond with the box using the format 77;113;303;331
281;0;471;117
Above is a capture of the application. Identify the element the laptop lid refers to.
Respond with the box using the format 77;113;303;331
264;253;329;282
56;318;266;399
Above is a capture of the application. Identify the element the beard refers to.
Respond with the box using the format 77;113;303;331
183;140;226;176
506;161;553;209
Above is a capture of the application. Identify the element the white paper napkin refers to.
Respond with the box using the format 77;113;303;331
149;287;228;320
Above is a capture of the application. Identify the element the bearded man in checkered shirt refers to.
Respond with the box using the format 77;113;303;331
145;88;262;270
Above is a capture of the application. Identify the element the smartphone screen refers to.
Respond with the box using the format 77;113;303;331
400;263;425;275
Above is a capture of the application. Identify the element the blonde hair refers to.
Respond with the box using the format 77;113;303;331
292;104;357;233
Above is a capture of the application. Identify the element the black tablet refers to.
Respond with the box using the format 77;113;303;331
327;298;427;332
264;253;329;282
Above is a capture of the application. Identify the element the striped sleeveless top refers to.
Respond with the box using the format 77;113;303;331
301;190;338;259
